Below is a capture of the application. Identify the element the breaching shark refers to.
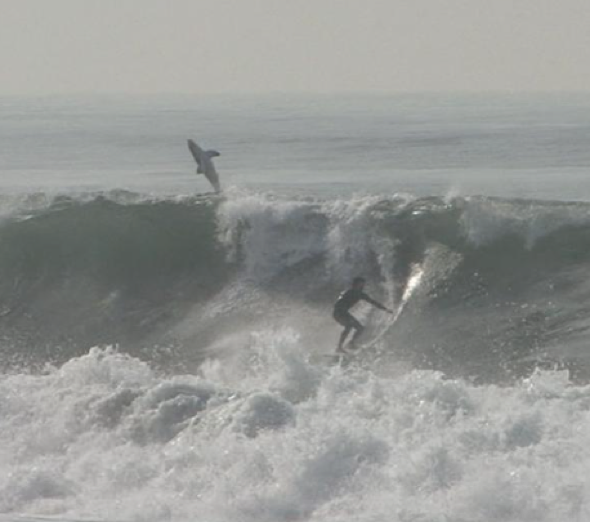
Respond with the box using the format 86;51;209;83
187;139;221;193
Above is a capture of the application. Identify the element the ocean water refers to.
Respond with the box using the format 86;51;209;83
1;93;590;521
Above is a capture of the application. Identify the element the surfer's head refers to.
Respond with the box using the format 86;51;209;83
352;276;366;289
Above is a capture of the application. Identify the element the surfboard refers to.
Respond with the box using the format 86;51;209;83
319;263;425;365
316;351;363;367
311;264;425;368
360;263;424;351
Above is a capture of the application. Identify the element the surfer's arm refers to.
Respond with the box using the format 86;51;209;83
362;294;393;313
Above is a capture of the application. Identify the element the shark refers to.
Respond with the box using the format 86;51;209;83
187;139;221;193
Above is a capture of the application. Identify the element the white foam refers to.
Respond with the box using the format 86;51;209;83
2;337;590;521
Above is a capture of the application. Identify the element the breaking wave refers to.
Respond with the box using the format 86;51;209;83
2;189;590;381
4;188;590;522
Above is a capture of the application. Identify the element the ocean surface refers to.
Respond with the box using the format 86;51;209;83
2;93;590;521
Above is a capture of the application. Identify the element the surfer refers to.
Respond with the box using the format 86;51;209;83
187;139;221;193
333;276;393;353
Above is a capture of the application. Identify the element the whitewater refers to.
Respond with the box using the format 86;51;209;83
2;93;590;522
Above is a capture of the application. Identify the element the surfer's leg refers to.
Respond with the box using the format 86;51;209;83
334;310;350;352
348;318;365;349
337;326;352;352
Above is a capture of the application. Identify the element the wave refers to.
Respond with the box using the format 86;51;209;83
0;192;232;367
2;189;590;381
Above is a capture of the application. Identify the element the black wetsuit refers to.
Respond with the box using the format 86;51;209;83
333;286;389;351
333;289;384;329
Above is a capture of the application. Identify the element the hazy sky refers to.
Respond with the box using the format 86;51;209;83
1;0;589;95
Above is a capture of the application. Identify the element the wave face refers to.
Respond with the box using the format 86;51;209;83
2;190;590;381
0;193;232;368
